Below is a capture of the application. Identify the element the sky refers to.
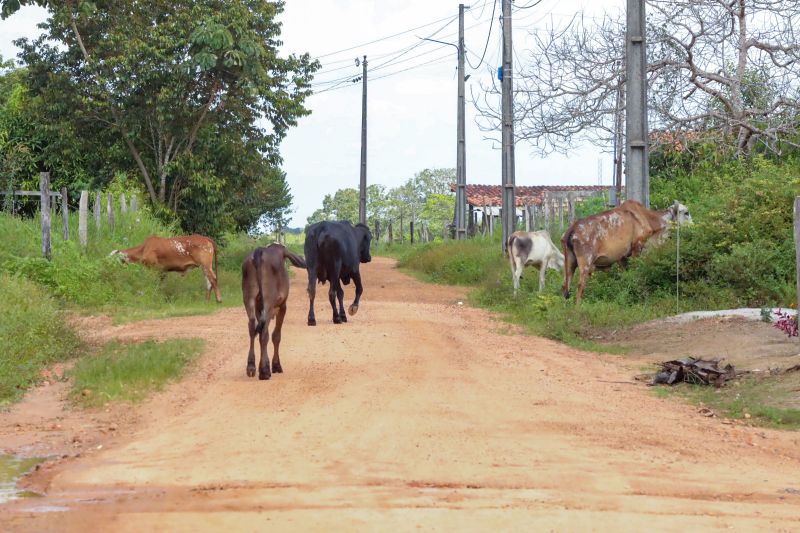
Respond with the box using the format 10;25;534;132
0;0;624;227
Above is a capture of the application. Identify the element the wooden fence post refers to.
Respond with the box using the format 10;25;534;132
558;198;564;232
794;197;800;323
543;194;550;232
130;195;138;214
94;191;102;231
79;191;88;250
120;193;127;215
107;192;115;231
61;187;69;241
40;172;51;259
568;192;576;225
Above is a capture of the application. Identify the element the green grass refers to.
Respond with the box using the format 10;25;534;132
0;273;82;405
656;375;800;430
0;212;269;323
70;338;205;407
396;235;668;351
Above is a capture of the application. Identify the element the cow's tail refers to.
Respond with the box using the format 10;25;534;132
253;248;267;334
507;233;518;269
283;247;307;269
210;237;218;276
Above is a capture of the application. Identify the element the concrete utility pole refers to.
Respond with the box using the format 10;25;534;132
455;3;468;240
613;62;624;206
358;55;368;225
625;0;649;206
501;0;516;252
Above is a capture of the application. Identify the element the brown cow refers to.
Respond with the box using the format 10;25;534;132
562;200;692;304
110;235;222;302
241;243;306;380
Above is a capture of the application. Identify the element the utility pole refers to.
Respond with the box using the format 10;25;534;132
455;3;468;240
625;0;648;206
501;0;516;252
613;62;624;206
358;55;368;225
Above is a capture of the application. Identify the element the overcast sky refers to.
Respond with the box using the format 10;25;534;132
0;0;623;227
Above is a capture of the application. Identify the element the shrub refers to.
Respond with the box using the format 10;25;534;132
0;273;82;404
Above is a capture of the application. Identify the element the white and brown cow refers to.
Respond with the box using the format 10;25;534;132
110;234;221;302
507;230;565;296
561;200;692;304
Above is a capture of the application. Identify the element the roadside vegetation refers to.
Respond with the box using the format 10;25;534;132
400;151;799;346
0;207;280;403
70;339;205;407
0;273;82;405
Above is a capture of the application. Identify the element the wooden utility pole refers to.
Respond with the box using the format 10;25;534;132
455;3;468;240
40;173;51;259
501;0;516;252
625;0;649;206
358;55;368;225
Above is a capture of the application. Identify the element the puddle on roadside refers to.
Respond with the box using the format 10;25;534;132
0;454;45;504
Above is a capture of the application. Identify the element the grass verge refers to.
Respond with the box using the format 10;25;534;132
70;338;205;407
0;273;82;406
655;373;800;430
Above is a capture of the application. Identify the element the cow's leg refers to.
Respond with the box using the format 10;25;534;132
204;266;222;303
258;312;271;380
245;299;259;378
336;280;347;323
576;260;594;305
348;271;363;316
271;303;286;373
329;280;341;324
513;257;525;296
562;247;576;300
307;269;317;326
538;260;548;292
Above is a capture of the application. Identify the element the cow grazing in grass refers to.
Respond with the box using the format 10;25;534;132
110;235;222;302
241;244;307;380
562;200;692;304
304;221;372;326
507;230;565;296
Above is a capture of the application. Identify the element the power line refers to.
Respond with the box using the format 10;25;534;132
315;12;457;59
513;0;545;10
466;0;498;70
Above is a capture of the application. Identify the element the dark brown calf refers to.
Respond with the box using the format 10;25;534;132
241;244;306;380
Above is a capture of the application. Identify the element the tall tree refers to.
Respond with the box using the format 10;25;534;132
3;0;317;234
475;0;800;156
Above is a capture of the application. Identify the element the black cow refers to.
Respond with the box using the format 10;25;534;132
304;221;372;325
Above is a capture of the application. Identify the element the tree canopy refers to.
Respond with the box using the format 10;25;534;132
1;0;318;236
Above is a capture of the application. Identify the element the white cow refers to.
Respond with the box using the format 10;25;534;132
507;230;565;295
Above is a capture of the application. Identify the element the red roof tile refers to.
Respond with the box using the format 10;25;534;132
451;184;611;207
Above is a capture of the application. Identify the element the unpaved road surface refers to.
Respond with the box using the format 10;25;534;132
3;257;800;531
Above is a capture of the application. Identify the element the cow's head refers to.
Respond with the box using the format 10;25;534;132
666;201;693;226
109;249;130;263
354;223;372;263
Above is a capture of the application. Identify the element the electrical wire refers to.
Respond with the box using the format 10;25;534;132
466;0;498;70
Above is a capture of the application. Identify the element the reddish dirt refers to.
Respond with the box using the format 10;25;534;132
2;257;800;531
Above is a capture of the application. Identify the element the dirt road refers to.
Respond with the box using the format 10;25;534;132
3;257;800;531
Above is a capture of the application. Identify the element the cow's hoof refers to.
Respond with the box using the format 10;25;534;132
272;363;283;373
339;313;348;323
246;366;256;378
348;304;358;316
307;318;316;326
258;370;271;380
333;315;342;324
